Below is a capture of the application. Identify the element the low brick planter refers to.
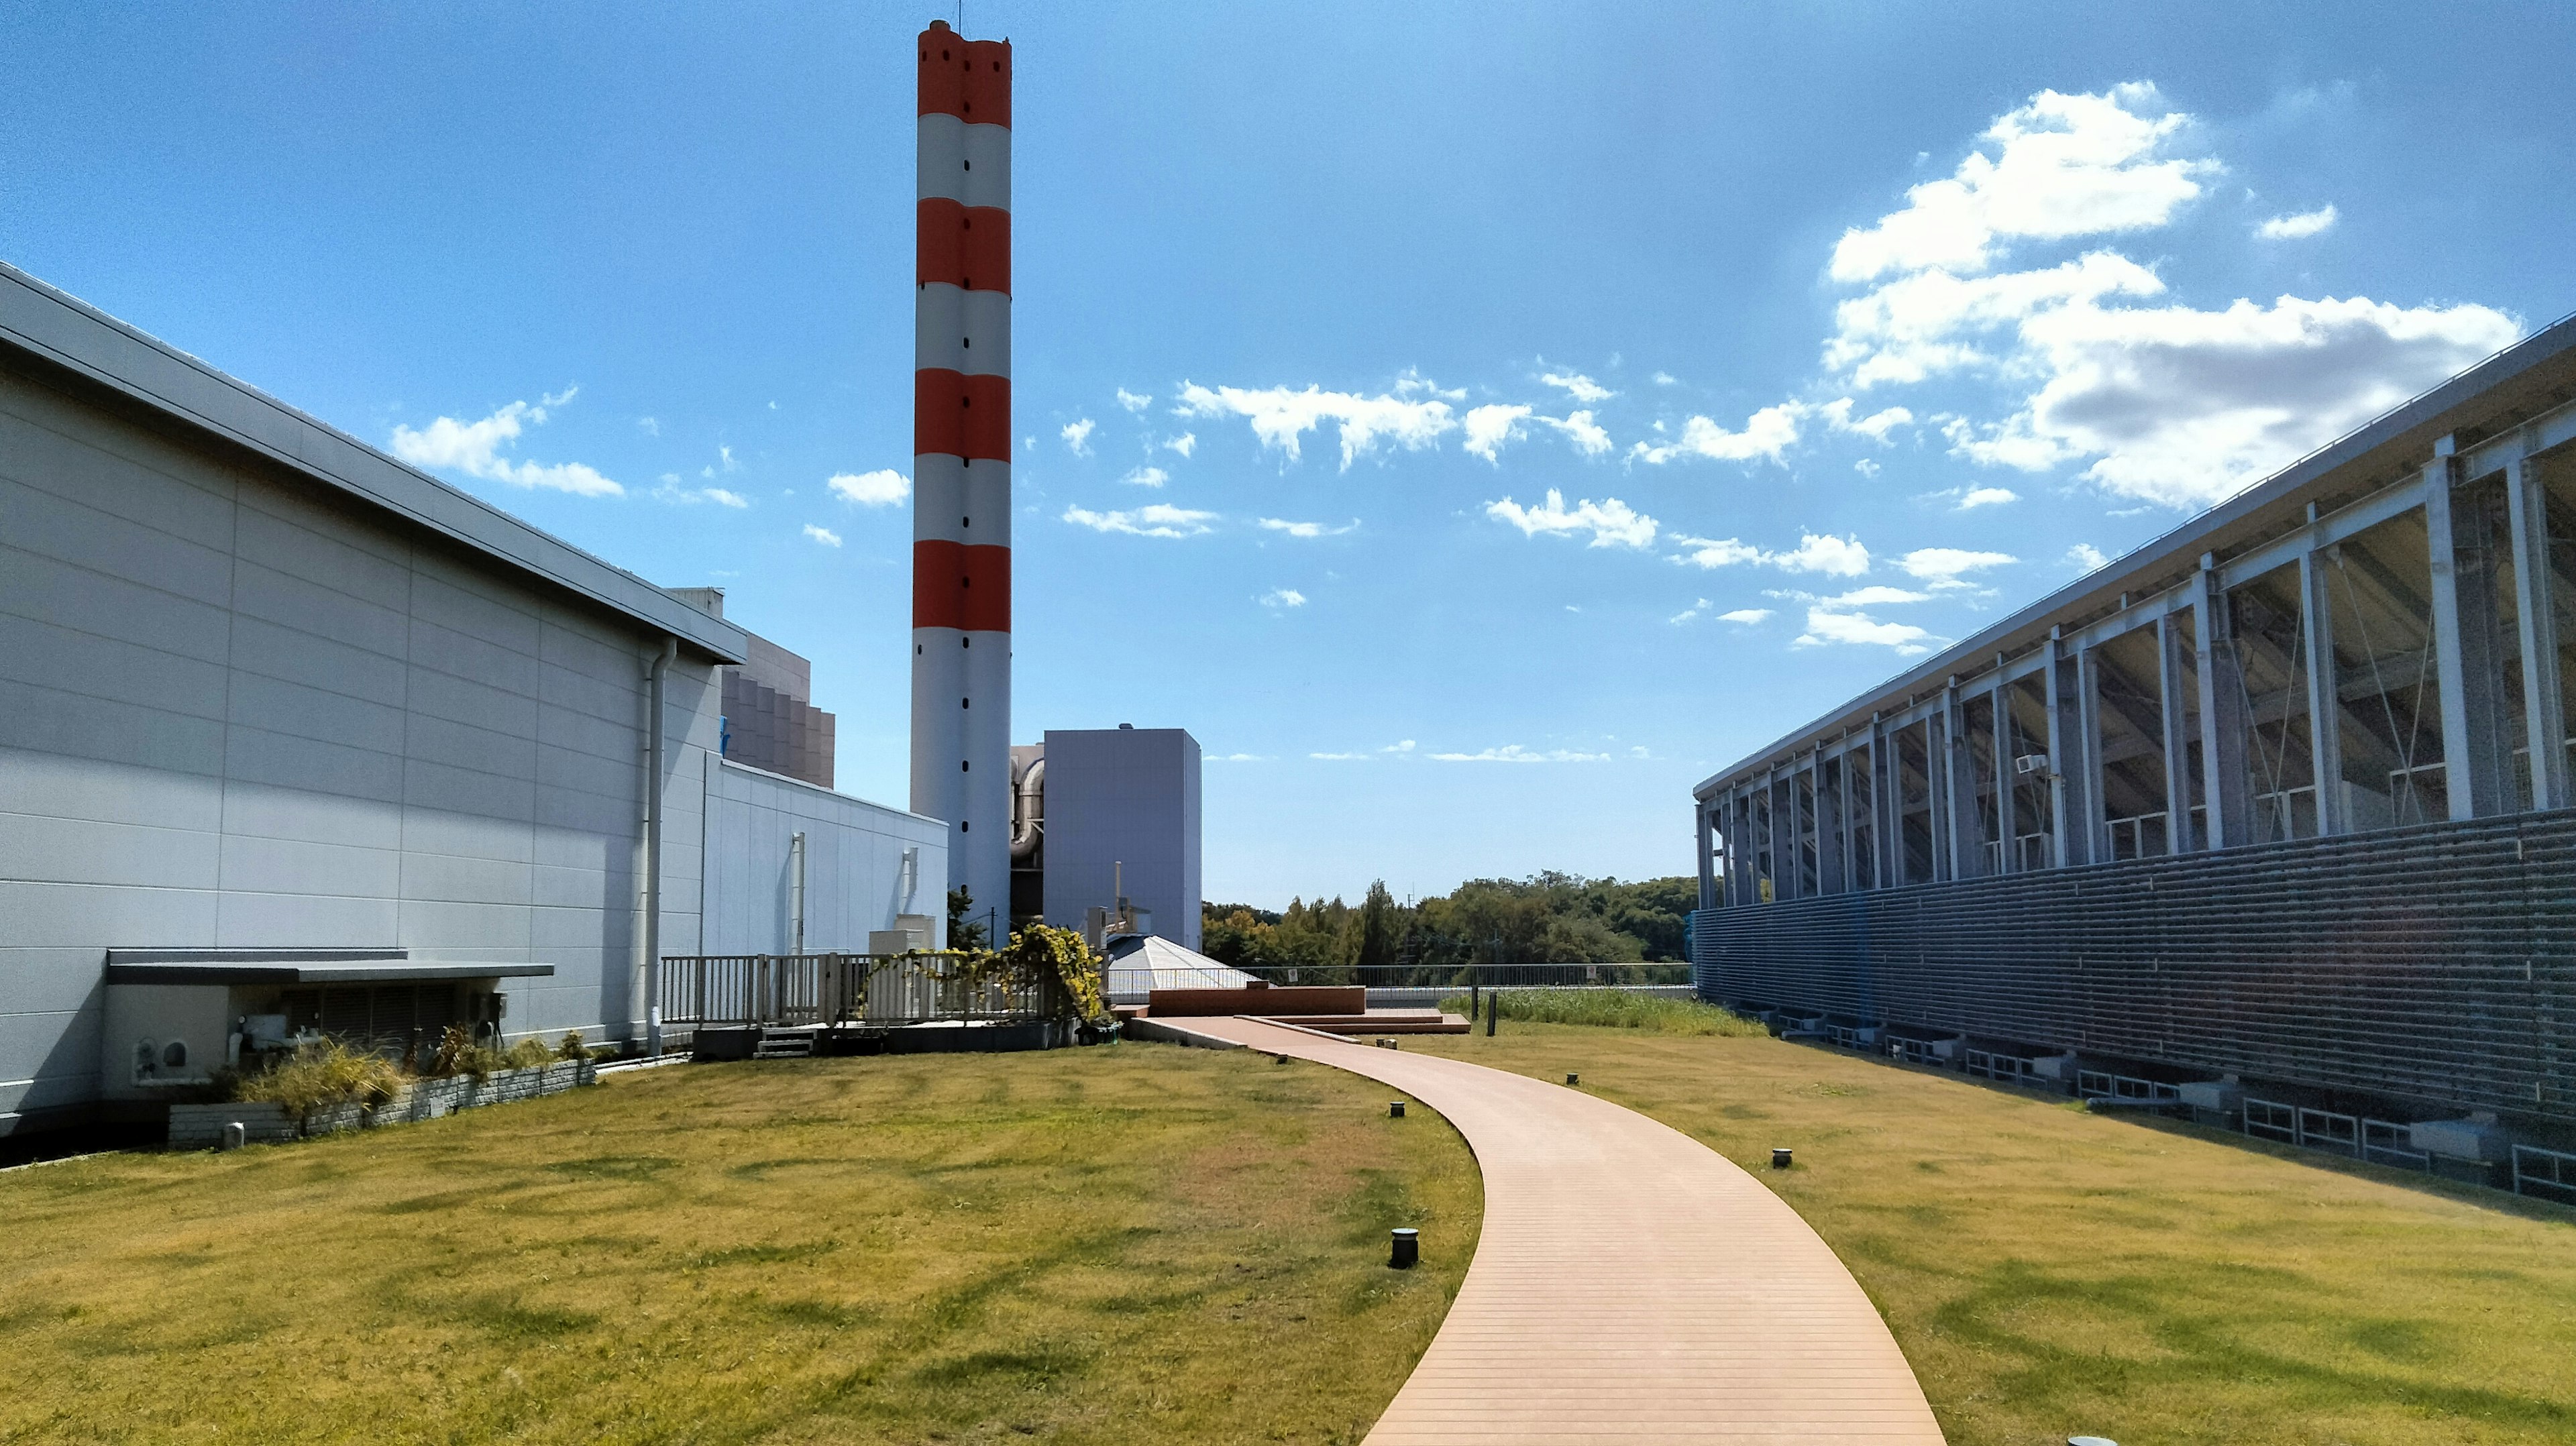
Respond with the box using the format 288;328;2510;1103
169;1060;598;1149
168;1102;297;1150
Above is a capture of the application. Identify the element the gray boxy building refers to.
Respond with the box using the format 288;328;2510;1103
1687;314;2576;1162
1037;726;1202;952
0;262;944;1137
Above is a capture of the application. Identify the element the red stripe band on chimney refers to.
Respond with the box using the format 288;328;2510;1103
915;200;1012;293
918;31;1012;127
912;539;1012;632
912;370;1012;461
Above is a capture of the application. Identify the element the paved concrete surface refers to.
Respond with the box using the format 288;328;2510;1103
1164;1015;1946;1445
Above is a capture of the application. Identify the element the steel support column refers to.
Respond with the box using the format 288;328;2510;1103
1943;681;1984;878
2300;535;2346;835
2046;629;2094;868
1872;716;1900;888
1695;800;1718;911
2157;612;2193;852
1991;679;2018;873
1835;745;1858;892
2196;554;2255;849
1816;748;1847;895
2426;447;2514;818
2508;451;2570;810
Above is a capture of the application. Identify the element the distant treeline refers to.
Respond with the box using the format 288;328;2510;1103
1200;872;1696;978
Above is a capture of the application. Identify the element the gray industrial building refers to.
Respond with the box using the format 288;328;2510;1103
1687;314;2576;1159
0;262;943;1137
669;588;840;792
1019;726;1203;952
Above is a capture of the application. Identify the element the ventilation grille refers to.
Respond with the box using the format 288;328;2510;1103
1691;809;2576;1122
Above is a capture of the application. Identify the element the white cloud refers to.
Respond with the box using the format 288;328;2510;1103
1817;397;1915;440
637;416;659;436
654;474;750;508
1485;490;1659;549
1260;588;1307;609
801;524;842;547
1774;533;1872;575
1061;418;1095;455
1670;598;1711;624
1960;292;2518;506
1163;432;1197;457
1174;378;1458;468
1854;458;1881;478
1116;388;1152;413
1650;371;1679;386
2256;205;2338;240
2066;542;2111;569
828;469;910;506
1309;751;1372;761
1382;739;1416;753
1829;83;2210;282
1258;517;1358;538
1122;465;1169;488
1718;608;1773;624
716;444;740;473
1956;486;2019;509
1895;547;2016;584
388;389;623;498
1816;86;2520;508
1629;402;1806;465
1061;503;1218;539
1821;585;1930;606
1428;744;1612;763
1208;753;1271;762
1794;606;1937;654
1671;535;1766;569
1669;533;1878;576
1540;370;1614;403
1544;410;1613;456
1463;404;1532;463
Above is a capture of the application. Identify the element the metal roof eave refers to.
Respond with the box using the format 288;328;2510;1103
1693;309;2576;799
0;261;748;666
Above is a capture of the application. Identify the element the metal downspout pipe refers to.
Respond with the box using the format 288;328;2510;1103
643;636;676;1055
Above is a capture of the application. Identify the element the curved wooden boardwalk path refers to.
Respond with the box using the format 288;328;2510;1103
1160;1015;1945;1444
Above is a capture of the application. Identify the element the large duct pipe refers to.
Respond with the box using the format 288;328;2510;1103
910;19;1013;944
1010;756;1044;860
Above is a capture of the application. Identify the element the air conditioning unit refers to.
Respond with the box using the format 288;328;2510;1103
2014;753;2053;778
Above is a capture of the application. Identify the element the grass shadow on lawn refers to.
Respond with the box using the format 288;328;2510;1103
0;1042;1479;1446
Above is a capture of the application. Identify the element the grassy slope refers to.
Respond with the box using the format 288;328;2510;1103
1405;1023;2576;1446
0;1046;1478;1445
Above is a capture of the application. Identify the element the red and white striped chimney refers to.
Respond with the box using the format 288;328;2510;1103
912;19;1012;941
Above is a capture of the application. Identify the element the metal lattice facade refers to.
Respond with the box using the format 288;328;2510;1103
1691;809;2576;1124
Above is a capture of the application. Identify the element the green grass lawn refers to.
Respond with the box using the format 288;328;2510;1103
1405;1021;2576;1446
0;1045;1478;1445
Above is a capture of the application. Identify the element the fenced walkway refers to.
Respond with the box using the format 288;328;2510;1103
1161;1015;1945;1444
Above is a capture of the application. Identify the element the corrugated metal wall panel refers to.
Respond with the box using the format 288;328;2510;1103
1690;809;2576;1122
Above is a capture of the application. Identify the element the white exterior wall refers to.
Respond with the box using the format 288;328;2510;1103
701;759;948;954
0;365;726;1131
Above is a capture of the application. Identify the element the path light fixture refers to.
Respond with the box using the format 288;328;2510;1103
1565;1072;1580;1086
1772;1147;1794;1169
1389;1227;1419;1270
1389;1101;1405;1118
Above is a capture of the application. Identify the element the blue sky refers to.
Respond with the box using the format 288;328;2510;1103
7;2;2573;907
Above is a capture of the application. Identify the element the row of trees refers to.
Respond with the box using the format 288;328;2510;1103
1200;872;1697;983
